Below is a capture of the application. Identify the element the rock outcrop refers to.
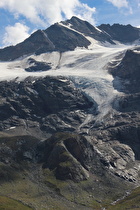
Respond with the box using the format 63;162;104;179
0;76;96;138
98;23;140;43
109;47;140;93
61;16;115;44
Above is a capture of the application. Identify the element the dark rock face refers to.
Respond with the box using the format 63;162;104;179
0;76;96;137
108;48;140;158
42;133;90;182
45;22;90;52
61;16;115;44
0;135;40;183
0;135;39;164
25;58;51;72
41;132;107;182
88;110;140;182
98;23;140;43
0;30;55;61
110;48;140;93
113;94;140;112
0;131;138;185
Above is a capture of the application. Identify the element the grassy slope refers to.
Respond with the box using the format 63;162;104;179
106;187;140;210
0;169;101;210
0;196;33;210
1;183;139;210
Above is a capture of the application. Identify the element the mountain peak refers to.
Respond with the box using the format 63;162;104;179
0;17;140;61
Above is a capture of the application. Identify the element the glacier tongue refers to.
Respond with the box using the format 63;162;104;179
0;43;132;125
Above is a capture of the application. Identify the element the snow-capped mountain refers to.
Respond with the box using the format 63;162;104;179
0;16;140;209
0;16;140;61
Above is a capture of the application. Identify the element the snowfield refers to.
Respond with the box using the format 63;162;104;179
0;40;134;125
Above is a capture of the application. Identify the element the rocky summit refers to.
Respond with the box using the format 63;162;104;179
0;16;140;210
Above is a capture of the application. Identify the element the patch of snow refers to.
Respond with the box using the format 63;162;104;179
66;23;73;28
23;151;33;159
59;22;88;40
42;31;55;48
101;29;111;37
133;39;140;45
58;78;69;83
6;126;16;131
26;87;38;95
95;26;102;33
133;49;140;54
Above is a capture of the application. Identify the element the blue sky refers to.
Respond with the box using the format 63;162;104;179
0;0;139;47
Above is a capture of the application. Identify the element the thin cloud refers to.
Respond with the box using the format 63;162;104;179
75;3;96;25
106;0;128;8
106;0;133;15
3;22;30;46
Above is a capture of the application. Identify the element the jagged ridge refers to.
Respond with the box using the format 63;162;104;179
0;16;140;61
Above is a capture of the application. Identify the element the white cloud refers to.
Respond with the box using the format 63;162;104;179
106;0;128;8
75;3;96;25
3;22;30;46
0;0;96;27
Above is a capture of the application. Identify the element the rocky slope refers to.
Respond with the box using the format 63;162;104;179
0;133;139;209
109;47;140;93
0;76;95;138
98;23;140;43
0;17;140;209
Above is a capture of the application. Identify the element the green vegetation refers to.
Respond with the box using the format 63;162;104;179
43;168;102;209
0;196;33;210
0;135;39;150
43;168;68;189
0;163;19;182
106;187;140;210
